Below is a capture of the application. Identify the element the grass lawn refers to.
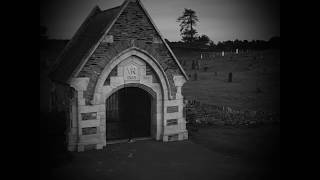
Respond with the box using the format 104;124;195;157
179;50;280;113
42;124;280;180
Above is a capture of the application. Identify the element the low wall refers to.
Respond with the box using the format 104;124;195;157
185;100;280;128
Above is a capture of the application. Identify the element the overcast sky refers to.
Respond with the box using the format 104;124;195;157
40;0;280;43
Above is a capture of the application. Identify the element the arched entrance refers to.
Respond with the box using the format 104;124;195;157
93;49;168;142
105;87;152;140
67;48;188;152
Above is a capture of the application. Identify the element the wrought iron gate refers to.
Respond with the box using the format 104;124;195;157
106;87;151;140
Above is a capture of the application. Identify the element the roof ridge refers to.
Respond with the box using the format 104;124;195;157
49;5;102;77
100;5;121;13
136;0;189;80
72;0;188;81
51;0;188;83
69;0;130;81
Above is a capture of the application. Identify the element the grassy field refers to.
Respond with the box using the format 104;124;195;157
174;49;280;113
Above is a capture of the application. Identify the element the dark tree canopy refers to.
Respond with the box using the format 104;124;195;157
177;8;199;43
195;35;211;46
167;36;280;51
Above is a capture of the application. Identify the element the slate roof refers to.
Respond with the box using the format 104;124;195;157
50;5;122;83
50;0;188;84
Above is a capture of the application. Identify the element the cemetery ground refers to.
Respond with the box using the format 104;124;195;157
179;49;280;113
40;49;280;179
40;124;280;180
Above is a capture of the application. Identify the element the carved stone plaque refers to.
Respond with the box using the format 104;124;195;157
124;64;139;81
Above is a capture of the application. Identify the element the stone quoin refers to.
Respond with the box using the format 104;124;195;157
49;0;189;152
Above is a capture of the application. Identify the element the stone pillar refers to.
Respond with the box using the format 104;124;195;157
68;78;91;151
69;77;107;152
162;75;188;142
67;89;78;151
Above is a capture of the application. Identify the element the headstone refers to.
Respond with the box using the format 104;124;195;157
196;60;200;70
256;87;262;93
191;60;195;70
228;72;232;82
236;49;238;54
222;51;224;57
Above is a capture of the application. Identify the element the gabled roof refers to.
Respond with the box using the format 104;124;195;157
50;0;188;83
49;4;123;83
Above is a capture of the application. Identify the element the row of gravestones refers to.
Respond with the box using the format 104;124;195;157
180;59;233;81
187;71;233;82
180;51;263;72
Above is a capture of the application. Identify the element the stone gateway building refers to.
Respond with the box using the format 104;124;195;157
50;0;189;152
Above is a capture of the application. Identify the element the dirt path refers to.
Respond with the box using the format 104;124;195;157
44;125;280;180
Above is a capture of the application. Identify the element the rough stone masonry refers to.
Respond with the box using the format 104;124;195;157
49;0;189;151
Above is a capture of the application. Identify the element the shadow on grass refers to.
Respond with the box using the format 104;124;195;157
188;124;280;179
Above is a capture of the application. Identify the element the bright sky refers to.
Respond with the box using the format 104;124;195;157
40;0;280;43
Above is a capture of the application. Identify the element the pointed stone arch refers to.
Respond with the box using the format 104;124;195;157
104;83;159;140
84;48;174;144
93;47;171;104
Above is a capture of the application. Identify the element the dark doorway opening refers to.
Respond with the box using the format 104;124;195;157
106;87;151;141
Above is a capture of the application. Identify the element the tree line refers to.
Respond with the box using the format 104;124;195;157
166;37;280;51
41;7;280;52
174;8;280;51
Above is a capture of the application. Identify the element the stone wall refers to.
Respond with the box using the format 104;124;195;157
186;100;280;128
